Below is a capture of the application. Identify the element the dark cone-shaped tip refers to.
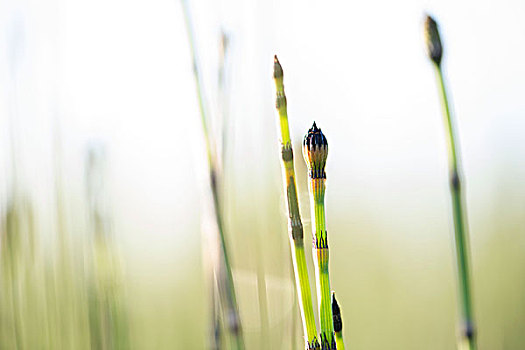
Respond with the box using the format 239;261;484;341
424;14;443;65
304;122;328;151
303;122;328;179
332;292;342;332
273;55;283;79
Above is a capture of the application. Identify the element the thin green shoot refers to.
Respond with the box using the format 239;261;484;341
180;1;244;348
273;55;319;350
424;14;476;350
303;123;335;349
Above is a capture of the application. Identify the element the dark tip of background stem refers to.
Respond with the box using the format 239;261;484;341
424;14;443;66
273;55;283;79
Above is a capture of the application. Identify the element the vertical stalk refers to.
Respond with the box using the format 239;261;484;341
436;65;476;350
425;15;476;350
312;180;331;340
273;56;319;350
181;1;244;348
303;123;335;349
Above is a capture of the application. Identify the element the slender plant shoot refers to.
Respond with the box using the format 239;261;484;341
424;14;476;350
181;1;244;348
332;292;345;350
303;123;335;349
273;56;320;350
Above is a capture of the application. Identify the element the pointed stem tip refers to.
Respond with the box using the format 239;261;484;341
331;292;342;333
273;55;283;79
303;122;328;179
304;122;328;151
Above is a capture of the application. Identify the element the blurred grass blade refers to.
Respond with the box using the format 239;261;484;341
180;1;244;348
85;145;130;350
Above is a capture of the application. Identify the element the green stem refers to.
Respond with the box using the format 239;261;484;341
310;181;334;348
293;242;319;343
274;56;319;349
435;64;476;350
181;1;243;349
335;332;345;350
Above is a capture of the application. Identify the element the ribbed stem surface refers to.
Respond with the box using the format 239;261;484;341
310;178;334;348
293;242;318;342
274;56;319;349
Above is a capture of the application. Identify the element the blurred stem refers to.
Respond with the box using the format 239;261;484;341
210;273;222;350
434;63;476;350
255;243;270;350
180;1;244;349
274;56;319;349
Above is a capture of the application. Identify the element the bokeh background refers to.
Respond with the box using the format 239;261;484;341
1;0;524;348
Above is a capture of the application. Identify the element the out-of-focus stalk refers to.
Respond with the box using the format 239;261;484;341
180;1;244;349
331;292;345;350
424;14;476;350
303;123;335;350
85;146;130;350
273;56;319;350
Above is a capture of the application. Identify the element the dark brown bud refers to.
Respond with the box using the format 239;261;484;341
303;122;328;179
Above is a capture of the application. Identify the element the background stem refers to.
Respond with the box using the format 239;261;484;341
435;64;476;350
181;1;244;348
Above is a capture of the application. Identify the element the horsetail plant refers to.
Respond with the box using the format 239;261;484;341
424;15;477;350
273;56;320;350
303;123;335;350
331;292;345;350
181;1;244;348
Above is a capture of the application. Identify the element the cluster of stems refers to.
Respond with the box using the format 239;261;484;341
424;15;476;350
274;56;345;350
